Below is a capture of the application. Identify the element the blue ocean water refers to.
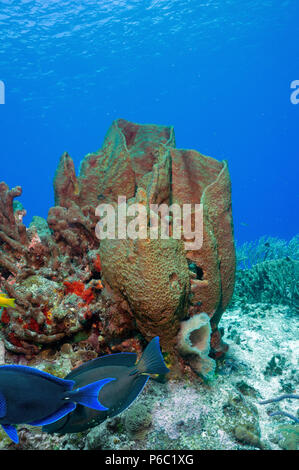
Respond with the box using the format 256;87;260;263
0;0;298;244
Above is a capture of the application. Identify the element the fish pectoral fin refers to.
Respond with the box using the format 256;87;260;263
1;424;19;444
71;377;116;411
28;402;76;427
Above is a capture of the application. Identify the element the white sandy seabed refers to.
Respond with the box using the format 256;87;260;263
0;302;298;450
82;303;299;451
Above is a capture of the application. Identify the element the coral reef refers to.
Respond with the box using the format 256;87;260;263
124;403;153;441
235;235;299;270
0;119;235;376
231;258;299;311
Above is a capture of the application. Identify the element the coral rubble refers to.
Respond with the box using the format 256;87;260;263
0;119;235;376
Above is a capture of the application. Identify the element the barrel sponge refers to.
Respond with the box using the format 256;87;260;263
177;313;216;380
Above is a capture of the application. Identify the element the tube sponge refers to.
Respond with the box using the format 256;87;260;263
177;313;216;380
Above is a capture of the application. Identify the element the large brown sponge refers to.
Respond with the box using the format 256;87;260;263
96;120;235;357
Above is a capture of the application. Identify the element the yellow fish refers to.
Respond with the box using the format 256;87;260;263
0;292;16;309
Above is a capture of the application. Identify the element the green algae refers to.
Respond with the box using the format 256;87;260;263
277;424;299;450
71;330;90;343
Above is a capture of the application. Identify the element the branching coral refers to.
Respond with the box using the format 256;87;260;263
232;258;299;311
259;394;299;423
236;235;299;270
0;182;103;355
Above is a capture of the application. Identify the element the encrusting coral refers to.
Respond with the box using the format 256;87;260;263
0;119;236;377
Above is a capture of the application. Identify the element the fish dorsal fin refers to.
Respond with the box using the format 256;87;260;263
0;391;6;418
66;352;137;380
0;292;8;298
0;365;74;390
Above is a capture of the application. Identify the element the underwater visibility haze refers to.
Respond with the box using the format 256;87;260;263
0;0;298;452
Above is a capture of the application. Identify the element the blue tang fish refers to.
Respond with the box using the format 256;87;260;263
43;336;169;435
0;364;115;443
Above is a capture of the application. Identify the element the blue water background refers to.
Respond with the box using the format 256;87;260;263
0;0;298;244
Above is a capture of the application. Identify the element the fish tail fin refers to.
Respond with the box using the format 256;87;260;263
6;298;16;309
1;424;19;444
68;377;115;411
135;337;169;376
